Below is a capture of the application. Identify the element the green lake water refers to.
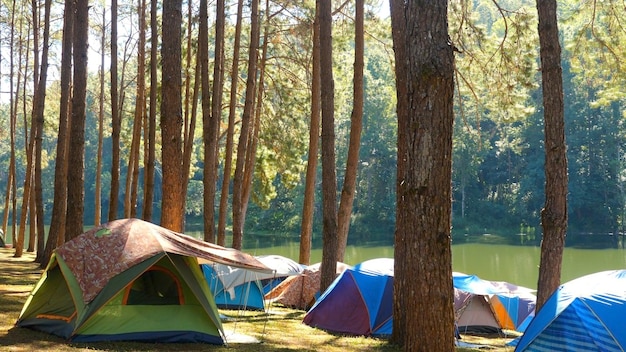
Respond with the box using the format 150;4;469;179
226;236;626;290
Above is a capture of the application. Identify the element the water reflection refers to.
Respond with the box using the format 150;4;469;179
186;231;626;290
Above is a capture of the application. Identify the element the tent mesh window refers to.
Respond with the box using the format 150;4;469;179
124;266;183;305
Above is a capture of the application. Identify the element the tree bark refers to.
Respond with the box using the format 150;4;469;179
65;0;89;242
15;0;40;258
232;0;260;250
125;0;146;219
319;0;338;294
217;0;244;247
298;1;321;266
142;0;158;222
27;0;39;254
201;0;222;243
108;0;120;221
6;0;22;247
14;103;35;258
535;0;568;312
241;0;273;235
208;0;225;243
336;0;364;262
94;6;104;226
160;0;185;232
33;0;52;262
390;0;456;350
182;0;198;202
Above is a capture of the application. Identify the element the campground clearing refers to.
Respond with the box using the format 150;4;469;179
0;247;514;351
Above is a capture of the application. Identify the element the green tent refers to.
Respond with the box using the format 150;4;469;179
16;218;269;344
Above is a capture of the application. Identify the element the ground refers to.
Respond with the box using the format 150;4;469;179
0;247;515;351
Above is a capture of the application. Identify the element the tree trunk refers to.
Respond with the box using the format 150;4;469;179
182;0;194;169
160;0;185;232
65;0;89;242
298;1;320;266
182;0;198;202
207;0;225;243
217;0;244;247
108;0;120;221
125;0;146;219
232;0;260;250
8;1;22;248
43;0;73;266
319;0;338;294
14;112;35;258
241;0;273;235
15;0;40;258
142;0;158;222
390;0;456;350
95;6;104;226
201;0;219;243
33;0;52;262
535;0;568;312
336;0;364;262
16;5;37;256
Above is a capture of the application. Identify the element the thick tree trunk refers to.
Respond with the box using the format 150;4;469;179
299;0;321;266
336;0;364;262
217;0;244;247
536;0;568;312
160;0;185;232
319;0;338;294
65;0;89;242
390;0;456;350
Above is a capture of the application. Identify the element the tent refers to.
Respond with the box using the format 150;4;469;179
257;255;304;294
201;254;303;311
453;272;536;334
303;258;394;337
265;262;351;310
515;270;626;351
16;218;269;344
489;282;536;332
301;264;532;338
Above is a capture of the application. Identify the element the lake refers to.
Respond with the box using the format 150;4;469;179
208;233;626;290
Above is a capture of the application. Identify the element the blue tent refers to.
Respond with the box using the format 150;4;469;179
202;264;266;311
303;258;394;337
515;270;626;351
201;255;303;311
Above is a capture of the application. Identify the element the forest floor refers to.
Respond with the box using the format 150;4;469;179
0;247;515;351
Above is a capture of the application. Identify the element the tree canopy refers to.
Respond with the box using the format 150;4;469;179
0;0;623;248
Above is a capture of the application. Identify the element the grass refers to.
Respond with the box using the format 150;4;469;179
0;248;515;351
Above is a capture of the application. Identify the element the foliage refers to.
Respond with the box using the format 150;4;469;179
0;1;624;246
